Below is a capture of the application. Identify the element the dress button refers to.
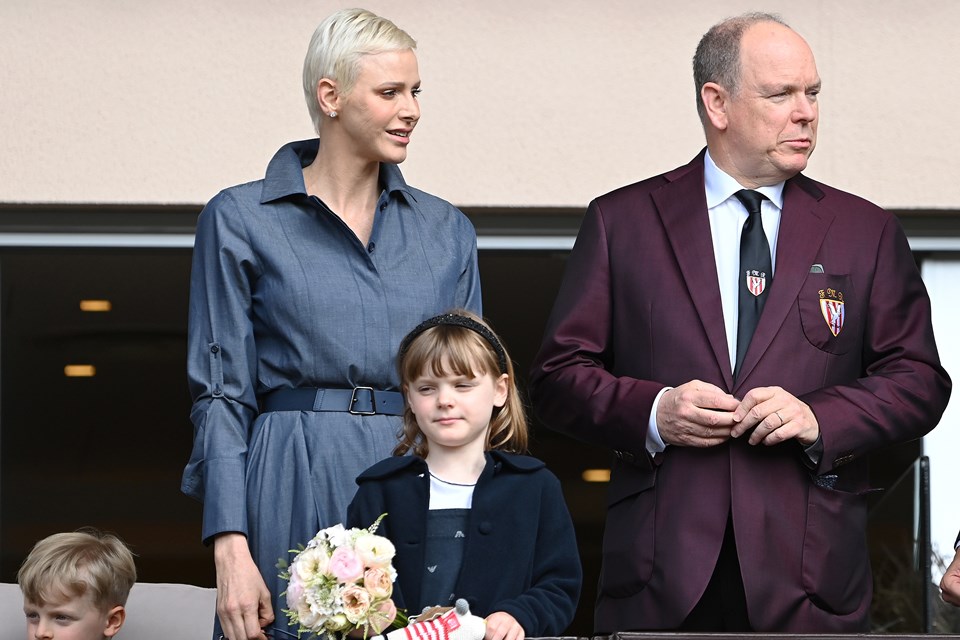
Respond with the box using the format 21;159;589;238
478;521;493;535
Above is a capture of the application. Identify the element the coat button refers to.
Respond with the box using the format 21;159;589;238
478;521;493;535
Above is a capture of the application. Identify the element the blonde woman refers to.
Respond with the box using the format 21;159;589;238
182;10;481;640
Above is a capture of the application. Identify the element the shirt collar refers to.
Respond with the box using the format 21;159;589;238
259;138;416;204
703;149;785;210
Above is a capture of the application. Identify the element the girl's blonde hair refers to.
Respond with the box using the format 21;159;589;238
395;310;528;458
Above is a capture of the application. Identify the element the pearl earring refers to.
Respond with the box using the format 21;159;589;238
329;111;337;118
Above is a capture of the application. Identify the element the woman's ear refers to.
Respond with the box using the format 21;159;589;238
317;78;340;117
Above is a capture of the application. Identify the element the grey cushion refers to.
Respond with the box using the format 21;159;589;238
1;582;216;640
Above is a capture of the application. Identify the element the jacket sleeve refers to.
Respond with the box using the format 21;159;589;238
347;479;410;613
529;201;664;464
802;215;951;472
346;481;388;532
180;190;262;543
491;472;582;636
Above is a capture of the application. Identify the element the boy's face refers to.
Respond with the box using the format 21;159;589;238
23;591;124;640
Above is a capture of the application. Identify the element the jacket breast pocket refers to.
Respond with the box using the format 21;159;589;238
599;463;657;598
798;274;858;355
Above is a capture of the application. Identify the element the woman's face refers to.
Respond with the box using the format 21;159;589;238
337;49;421;165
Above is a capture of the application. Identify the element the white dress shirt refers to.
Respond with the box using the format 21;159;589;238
646;151;784;453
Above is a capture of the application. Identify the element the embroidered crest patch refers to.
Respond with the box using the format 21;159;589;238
746;270;767;297
819;288;845;337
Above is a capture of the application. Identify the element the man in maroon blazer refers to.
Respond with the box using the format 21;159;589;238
530;12;951;633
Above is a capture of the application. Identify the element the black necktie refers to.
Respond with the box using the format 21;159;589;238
734;189;772;380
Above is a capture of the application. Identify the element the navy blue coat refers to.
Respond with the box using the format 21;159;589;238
346;452;582;636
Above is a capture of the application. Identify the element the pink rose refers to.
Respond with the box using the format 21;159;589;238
367;598;397;633
363;568;393;599
285;571;304;610
328;546;365;583
341;585;372;623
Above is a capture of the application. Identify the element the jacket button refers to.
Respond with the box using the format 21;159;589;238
478;521;493;535
834;454;853;466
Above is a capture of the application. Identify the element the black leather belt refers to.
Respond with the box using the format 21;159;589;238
260;387;404;416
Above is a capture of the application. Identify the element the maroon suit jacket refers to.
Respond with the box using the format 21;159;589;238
530;152;951;633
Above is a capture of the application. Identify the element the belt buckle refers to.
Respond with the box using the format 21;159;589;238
349;386;377;415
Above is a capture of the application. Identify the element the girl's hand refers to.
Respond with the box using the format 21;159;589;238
214;533;274;640
484;612;523;640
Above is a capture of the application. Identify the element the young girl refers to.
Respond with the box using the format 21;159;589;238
346;310;582;640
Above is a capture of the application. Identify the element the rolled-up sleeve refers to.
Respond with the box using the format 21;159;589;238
181;190;262;543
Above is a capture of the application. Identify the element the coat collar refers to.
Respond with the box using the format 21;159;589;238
355;451;544;483
652;150;832;392
653;150;732;388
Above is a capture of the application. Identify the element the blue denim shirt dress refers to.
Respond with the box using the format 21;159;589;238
181;138;481;632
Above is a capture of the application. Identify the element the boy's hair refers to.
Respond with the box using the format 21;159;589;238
17;529;137;610
303;8;417;134
395;309;529;458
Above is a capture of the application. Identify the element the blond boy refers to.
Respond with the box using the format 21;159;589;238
17;530;136;640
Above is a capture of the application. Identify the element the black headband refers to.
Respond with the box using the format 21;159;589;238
399;313;508;374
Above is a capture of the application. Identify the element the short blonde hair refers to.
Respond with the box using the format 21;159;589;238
17;529;137;611
303;8;417;134
395;310;529;458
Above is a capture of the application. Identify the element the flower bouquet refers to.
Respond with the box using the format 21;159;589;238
280;516;404;639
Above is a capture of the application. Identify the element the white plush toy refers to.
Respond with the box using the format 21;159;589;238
373;599;486;640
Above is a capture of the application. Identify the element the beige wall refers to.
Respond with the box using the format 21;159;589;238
2;0;958;208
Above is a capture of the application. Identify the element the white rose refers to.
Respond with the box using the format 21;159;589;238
354;532;396;568
294;547;329;582
298;602;323;631
320;523;347;548
324;613;349;632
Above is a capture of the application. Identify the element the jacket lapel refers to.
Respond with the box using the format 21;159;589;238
652;153;734;390
733;174;831;390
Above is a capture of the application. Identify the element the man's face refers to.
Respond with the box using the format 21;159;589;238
717;22;821;187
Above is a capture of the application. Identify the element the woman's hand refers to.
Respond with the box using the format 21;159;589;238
214;533;274;640
484;612;523;640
